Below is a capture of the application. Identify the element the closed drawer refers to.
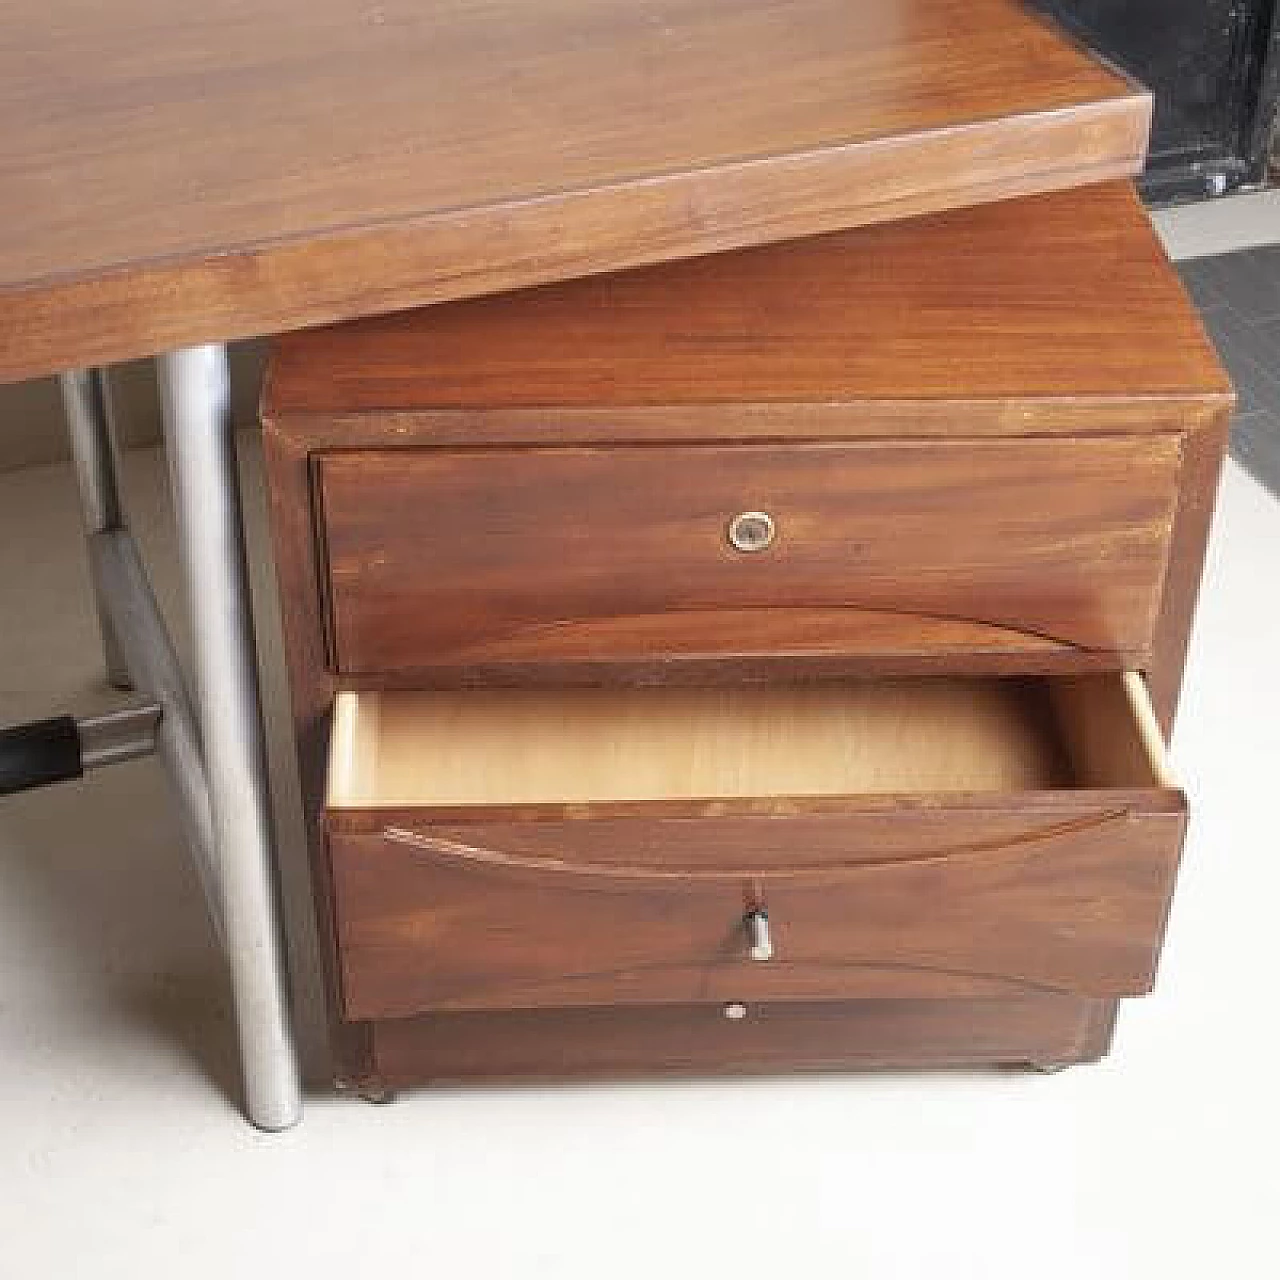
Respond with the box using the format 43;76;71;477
315;437;1180;678
325;672;1185;1021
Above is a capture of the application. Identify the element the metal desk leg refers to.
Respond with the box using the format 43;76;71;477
58;351;301;1129
157;345;302;1131
59;369;132;691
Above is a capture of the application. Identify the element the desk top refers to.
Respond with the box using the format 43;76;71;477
0;0;1147;384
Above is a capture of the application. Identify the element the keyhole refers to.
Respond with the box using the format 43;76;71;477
727;510;776;553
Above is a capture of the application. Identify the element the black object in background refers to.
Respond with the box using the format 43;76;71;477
1034;0;1279;202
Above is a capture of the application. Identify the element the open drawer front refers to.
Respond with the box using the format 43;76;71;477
325;673;1186;1021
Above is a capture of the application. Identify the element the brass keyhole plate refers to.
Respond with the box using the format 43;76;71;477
727;510;776;553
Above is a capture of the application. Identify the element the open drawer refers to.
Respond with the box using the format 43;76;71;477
324;672;1186;1021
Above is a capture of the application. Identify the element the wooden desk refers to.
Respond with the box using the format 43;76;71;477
0;0;1149;1130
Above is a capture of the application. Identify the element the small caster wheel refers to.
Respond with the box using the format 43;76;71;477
1029;1061;1071;1075
338;1079;399;1105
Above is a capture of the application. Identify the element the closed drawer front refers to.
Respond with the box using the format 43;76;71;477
325;672;1186;1021
315;437;1181;678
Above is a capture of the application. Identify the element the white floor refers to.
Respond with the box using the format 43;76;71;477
1153;186;1280;262
1;443;1277;1278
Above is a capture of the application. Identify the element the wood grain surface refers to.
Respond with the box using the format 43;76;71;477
326;678;1076;808
316;436;1181;676
265;185;1227;415
1147;409;1231;732
360;997;1119;1085
330;804;1182;1017
254;176;1232;1087
363;993;1121;1085
0;0;1150;382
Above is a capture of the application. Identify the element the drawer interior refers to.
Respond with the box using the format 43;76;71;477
327;672;1171;809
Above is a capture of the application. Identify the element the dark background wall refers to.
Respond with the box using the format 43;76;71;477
1034;0;1279;200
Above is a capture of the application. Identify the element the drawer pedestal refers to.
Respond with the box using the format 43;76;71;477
261;183;1231;1094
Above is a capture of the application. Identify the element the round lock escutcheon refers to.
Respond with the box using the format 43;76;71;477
727;510;776;553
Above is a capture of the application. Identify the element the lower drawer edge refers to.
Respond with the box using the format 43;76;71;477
344;996;1120;1091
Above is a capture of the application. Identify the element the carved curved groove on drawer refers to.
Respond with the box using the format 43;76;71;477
372;960;1086;1011
421;604;1089;667
381;810;1131;884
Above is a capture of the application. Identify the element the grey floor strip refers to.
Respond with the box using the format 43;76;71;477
1178;245;1280;499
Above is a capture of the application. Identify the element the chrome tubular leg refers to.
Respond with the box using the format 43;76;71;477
60;369;132;690
158;345;301;1132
